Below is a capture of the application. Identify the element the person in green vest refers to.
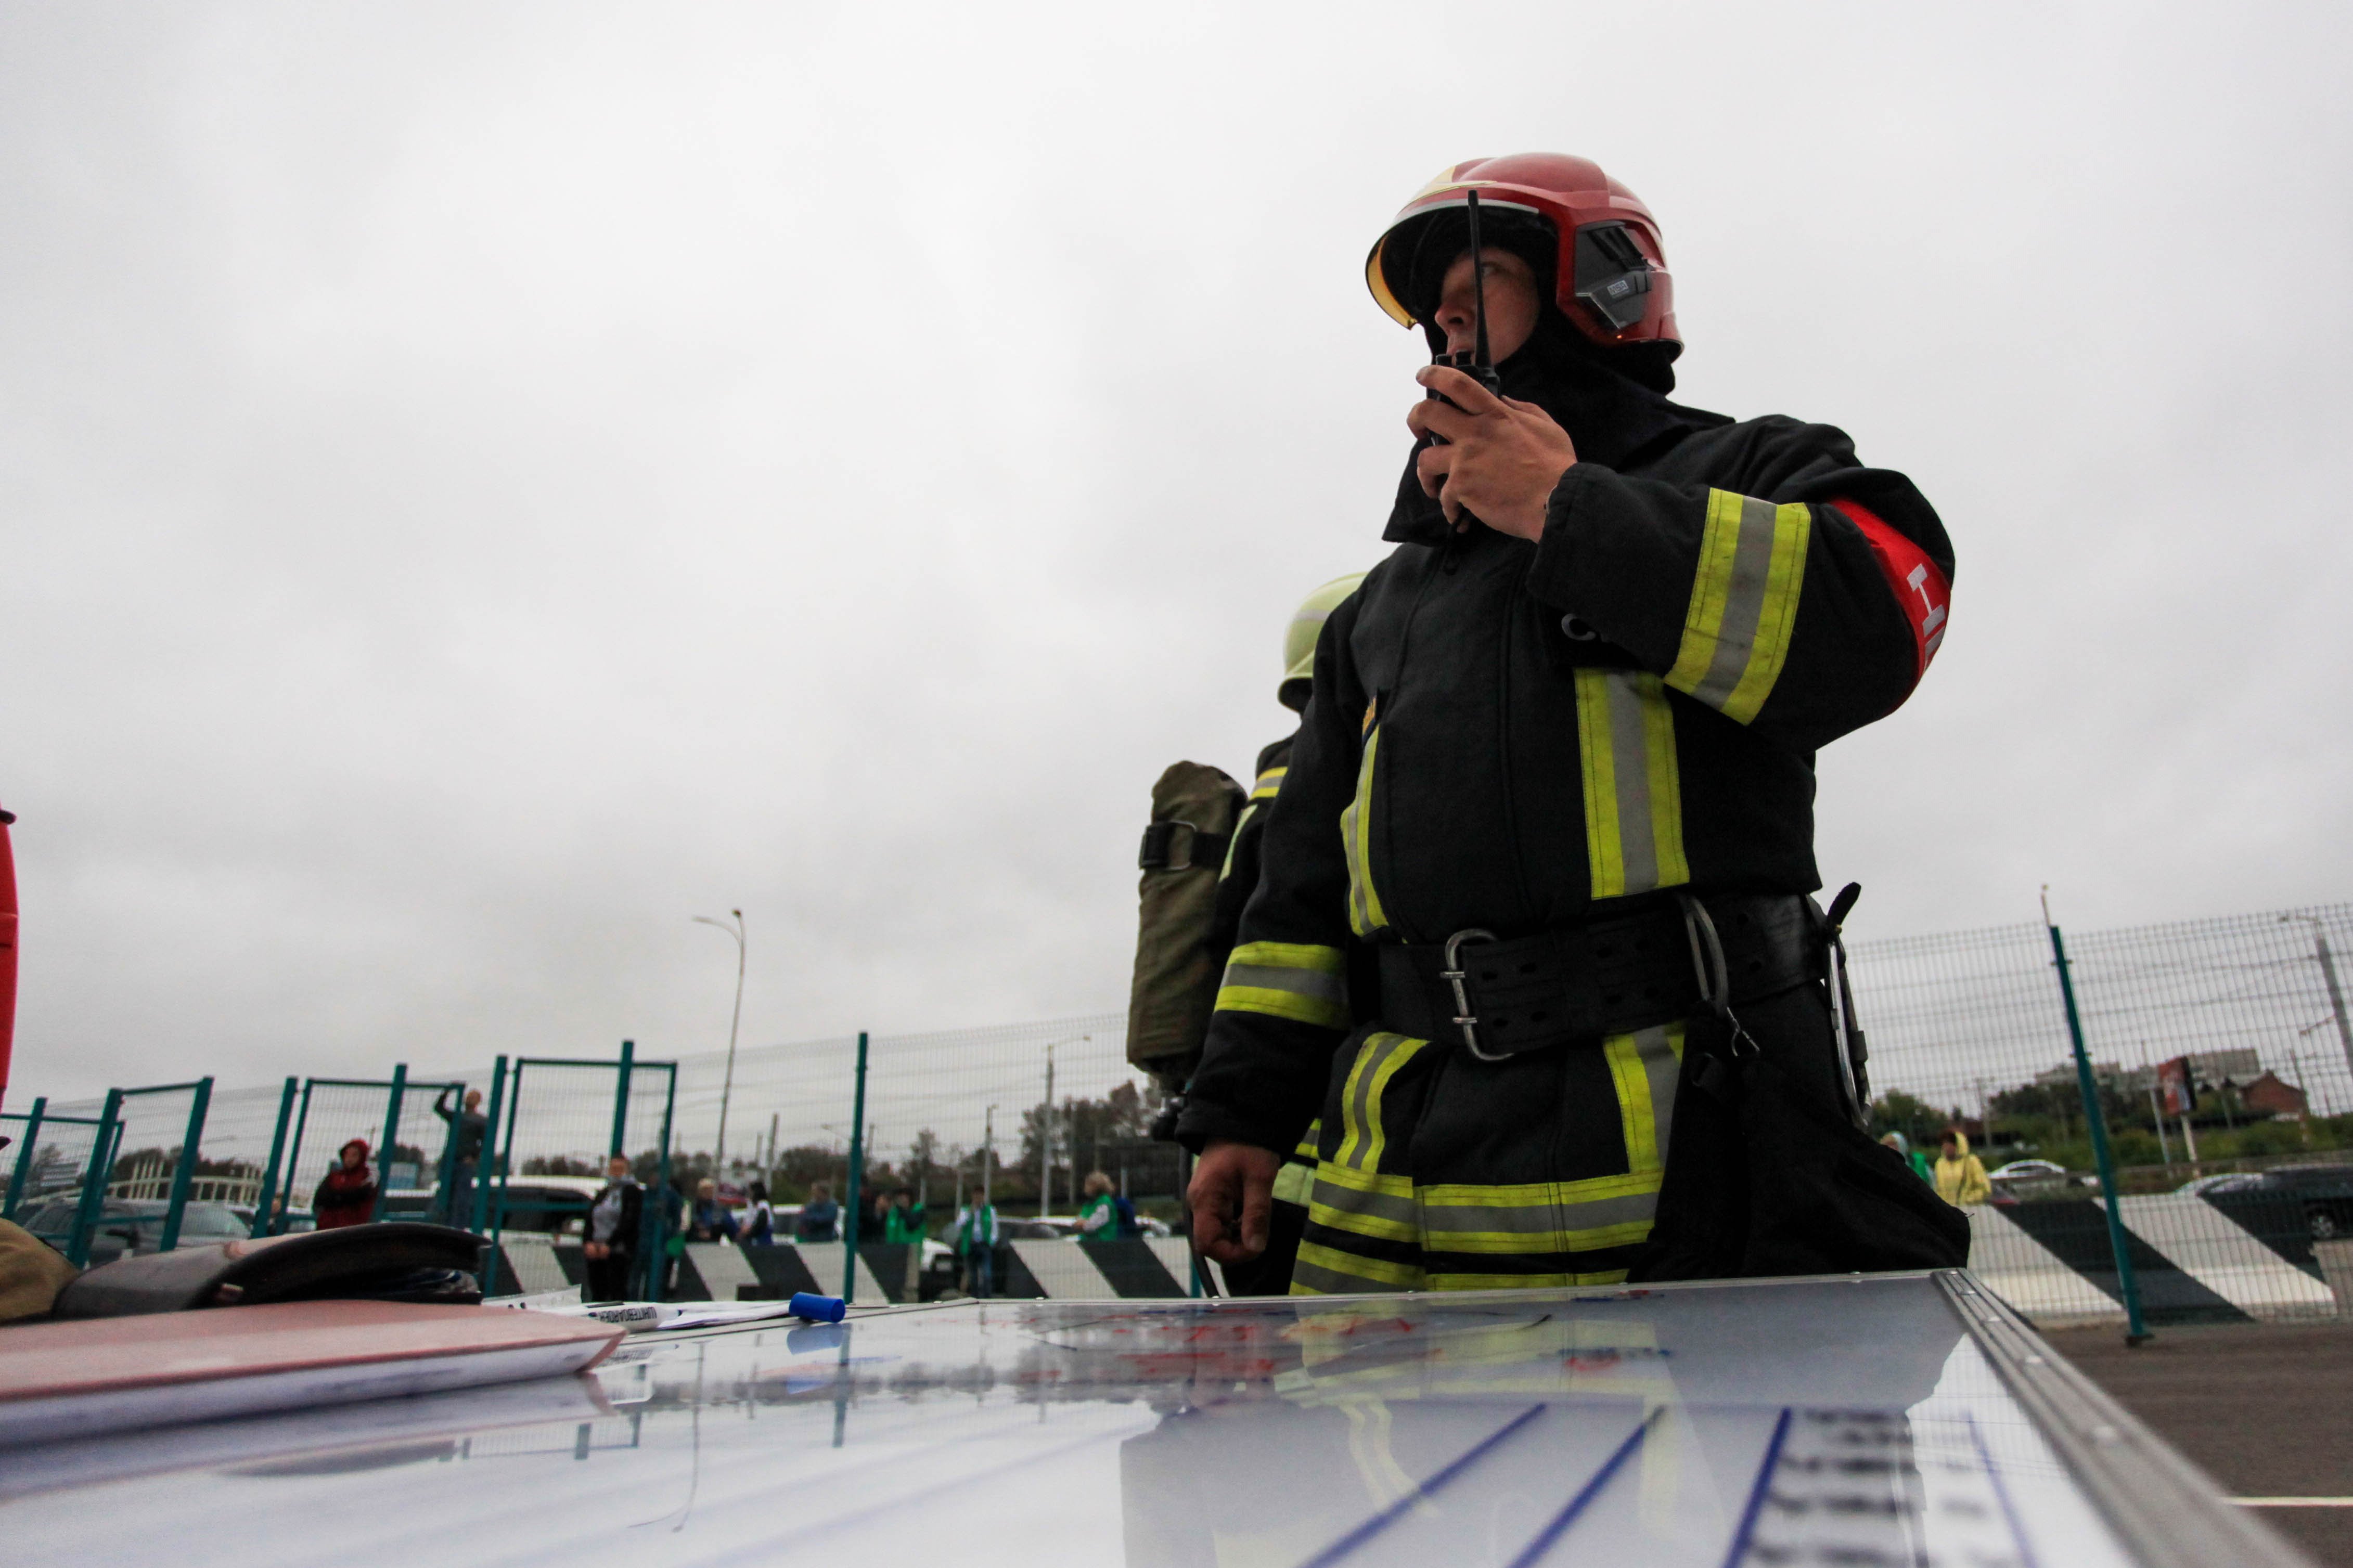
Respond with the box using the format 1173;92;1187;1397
882;1186;927;1244
1880;1131;1933;1184
954;1182;998;1298
1076;1171;1120;1243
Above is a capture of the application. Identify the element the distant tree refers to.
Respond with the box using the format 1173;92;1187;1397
1869;1091;1960;1146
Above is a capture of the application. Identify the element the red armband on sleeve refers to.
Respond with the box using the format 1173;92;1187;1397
1832;498;1949;683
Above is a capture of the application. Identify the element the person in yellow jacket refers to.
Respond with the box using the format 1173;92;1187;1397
1933;1130;1990;1208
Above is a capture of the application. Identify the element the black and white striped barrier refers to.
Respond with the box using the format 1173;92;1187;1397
483;1234;1203;1305
1966;1192;2341;1325
477;1193;2347;1326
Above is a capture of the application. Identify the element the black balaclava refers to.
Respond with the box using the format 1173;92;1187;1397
1383;213;1723;547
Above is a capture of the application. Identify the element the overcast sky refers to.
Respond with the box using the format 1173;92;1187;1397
4;2;2348;1106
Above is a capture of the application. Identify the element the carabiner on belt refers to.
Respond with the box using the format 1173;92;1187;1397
1439;928;1503;1061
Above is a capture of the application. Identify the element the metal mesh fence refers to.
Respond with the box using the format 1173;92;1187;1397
13;900;2353;1323
2;1106;106;1220
1851;904;2353;1177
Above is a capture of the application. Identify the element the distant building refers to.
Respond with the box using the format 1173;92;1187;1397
2241;1071;2310;1120
2033;1049;2266;1098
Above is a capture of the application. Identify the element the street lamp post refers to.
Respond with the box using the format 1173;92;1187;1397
2283;915;2353;1110
983;1105;997;1210
692;910;746;1165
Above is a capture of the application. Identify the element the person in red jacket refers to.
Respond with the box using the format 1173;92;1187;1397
1182;154;1965;1292
312;1138;378;1229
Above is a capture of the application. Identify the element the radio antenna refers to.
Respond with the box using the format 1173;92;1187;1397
1467;187;1491;372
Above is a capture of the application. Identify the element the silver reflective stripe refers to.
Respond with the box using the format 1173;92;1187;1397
1219;962;1347;1015
1634;1025;1680;1173
1340;1033;1410;1171
1309;1173;1417;1232
1604;672;1663;893
1291;1253;1408;1295
1686;493;1781;712
1419;1189;1659;1241
1576;668;1688;899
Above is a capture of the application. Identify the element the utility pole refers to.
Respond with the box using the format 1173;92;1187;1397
692;909;747;1164
2283;915;2353;1111
1038;1044;1056;1220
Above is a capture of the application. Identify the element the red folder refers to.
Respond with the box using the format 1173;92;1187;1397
0;1300;622;1447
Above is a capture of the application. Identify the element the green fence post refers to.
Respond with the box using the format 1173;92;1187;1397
157;1077;214;1252
649;1066;675;1303
67;1088;124;1267
610;1039;637;1297
5;1096;45;1220
488;1061;522;1287
372;1064;408;1223
2048;916;2150;1345
472;1057;507;1237
610;1040;634;1158
842;1031;870;1302
250;1079;298;1238
276;1079;317;1235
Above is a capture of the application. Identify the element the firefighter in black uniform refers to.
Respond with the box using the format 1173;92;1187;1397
1210;572;1365;1296
1180;154;1965;1292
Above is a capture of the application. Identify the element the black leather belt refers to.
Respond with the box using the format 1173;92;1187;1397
1374;893;1820;1059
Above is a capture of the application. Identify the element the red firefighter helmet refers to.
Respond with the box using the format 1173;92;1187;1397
1366;153;1680;358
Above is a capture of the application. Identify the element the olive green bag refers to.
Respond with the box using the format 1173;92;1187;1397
1125;761;1248;1091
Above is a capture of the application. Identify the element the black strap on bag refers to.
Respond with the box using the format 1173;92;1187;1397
1125;761;1249;1094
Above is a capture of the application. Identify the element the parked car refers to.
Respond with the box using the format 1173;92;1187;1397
2175;1173;2259;1197
1986;1160;2085;1202
481;1176;605;1235
2233;1165;2353;1239
998;1217;1077;1240
17;1198;250;1265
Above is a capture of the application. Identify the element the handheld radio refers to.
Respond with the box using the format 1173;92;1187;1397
1417;187;1502;529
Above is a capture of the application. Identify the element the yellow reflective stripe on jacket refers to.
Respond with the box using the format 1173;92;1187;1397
1307;1161;1418;1243
1271;1161;1316;1207
1218;800;1260;882
1218;767;1291;881
1331;1032;1424;1171
1292;1239;1426;1294
1417;1169;1662;1255
1215;941;1349;1030
1341;725;1390;937
1574;669;1690;900
1425;1267;1635;1290
1291;1120;1323;1162
1604;1023;1683;1176
1666;489;1811;723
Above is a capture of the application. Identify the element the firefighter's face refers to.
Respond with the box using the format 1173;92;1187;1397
1434;247;1541;364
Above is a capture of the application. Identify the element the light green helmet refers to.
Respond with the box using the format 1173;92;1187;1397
1279;572;1368;712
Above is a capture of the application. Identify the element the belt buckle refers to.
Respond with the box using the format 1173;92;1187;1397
1440;928;1502;1061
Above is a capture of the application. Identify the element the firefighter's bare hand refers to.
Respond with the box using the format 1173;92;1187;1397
1190;1138;1282;1264
1408;365;1578;541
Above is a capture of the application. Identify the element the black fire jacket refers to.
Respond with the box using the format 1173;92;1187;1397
1177;402;1954;1157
